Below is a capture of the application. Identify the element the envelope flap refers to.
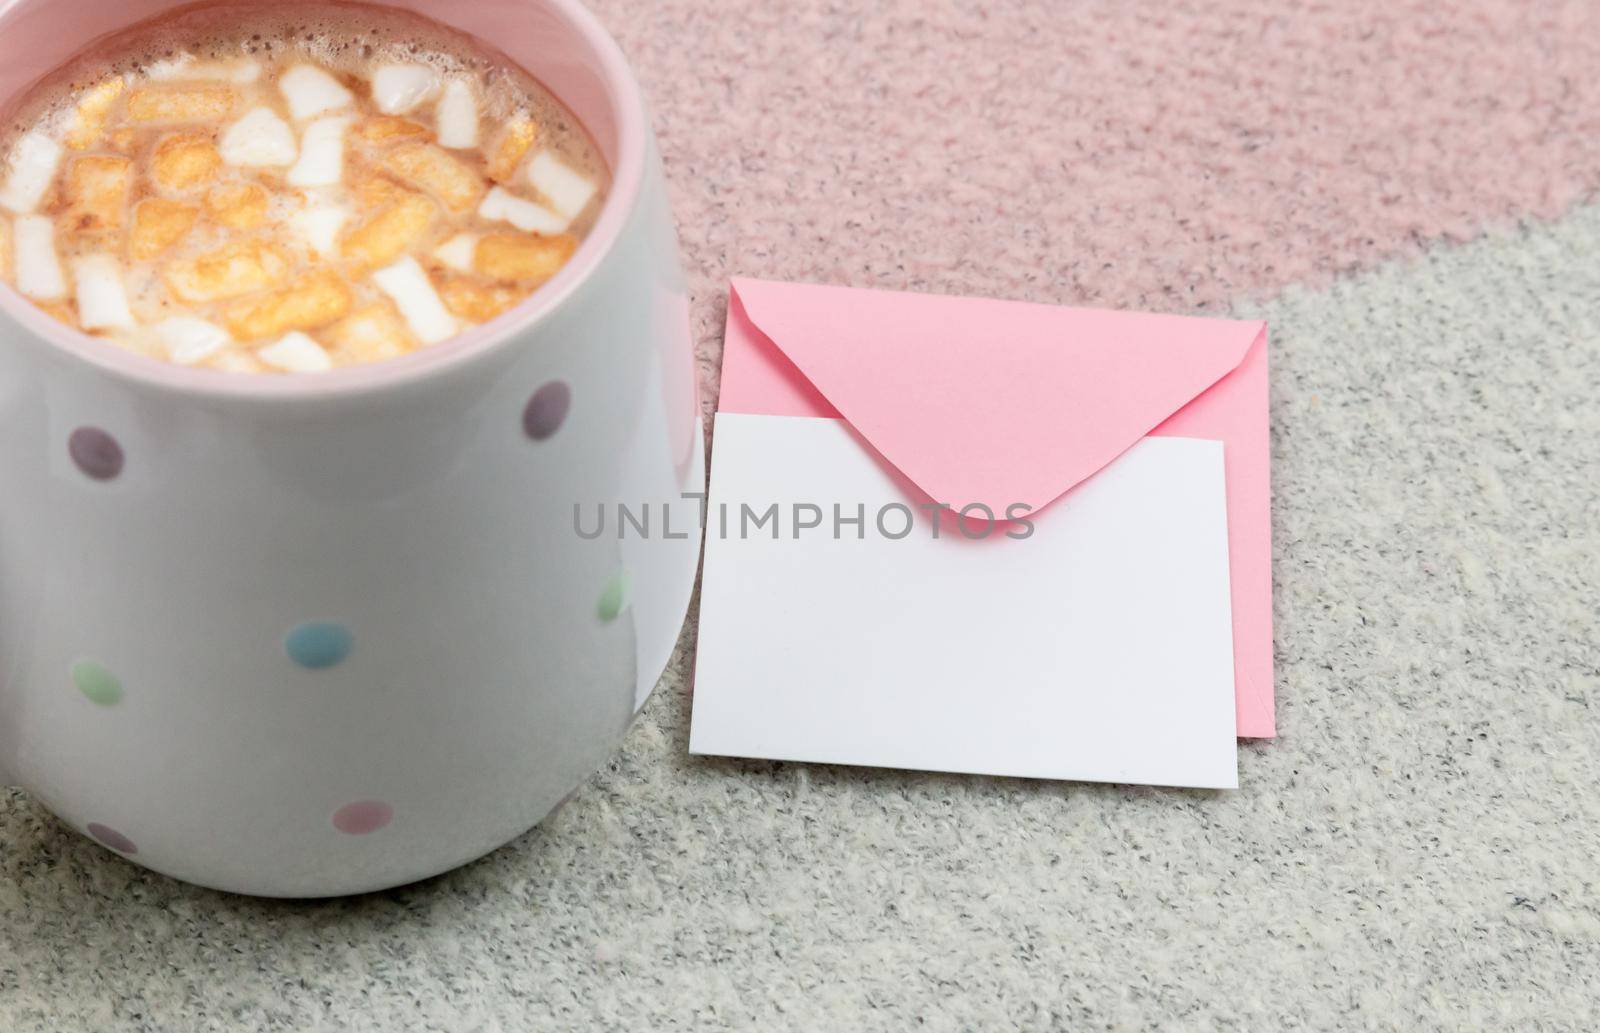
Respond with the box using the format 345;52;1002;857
729;278;1266;513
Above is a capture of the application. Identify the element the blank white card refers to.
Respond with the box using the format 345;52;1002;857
690;413;1239;789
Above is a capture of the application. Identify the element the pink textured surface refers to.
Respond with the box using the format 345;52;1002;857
588;0;1600;405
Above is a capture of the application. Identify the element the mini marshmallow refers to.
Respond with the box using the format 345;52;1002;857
371;63;440;115
431;232;479;273
257;330;333;373
0;131;64;214
434;79;478;149
125;84;234;124
278;64;353;120
13;216;66;300
291;197;352;257
148;56;262;84
527;150;597;219
381;143;483;212
485;116;538;181
371;255;458;344
164;239;291;303
287;116;350;187
66;78;126;150
478;185;567;234
221;60;264;84
145;55;194;80
223;271;350;340
154;316;232;365
220;107;297;167
218;59;263;84
72;254;135;330
205;182;269;230
340;193;435;270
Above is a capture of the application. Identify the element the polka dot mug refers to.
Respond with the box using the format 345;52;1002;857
0;0;703;895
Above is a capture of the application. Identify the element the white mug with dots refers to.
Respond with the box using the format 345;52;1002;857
0;0;702;895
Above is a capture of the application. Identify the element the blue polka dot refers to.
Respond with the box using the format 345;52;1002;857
285;622;352;669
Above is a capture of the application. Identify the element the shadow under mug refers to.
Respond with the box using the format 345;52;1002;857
0;0;703;896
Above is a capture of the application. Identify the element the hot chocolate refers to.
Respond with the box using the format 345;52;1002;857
0;2;608;372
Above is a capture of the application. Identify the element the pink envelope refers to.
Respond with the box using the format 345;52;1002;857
718;278;1275;737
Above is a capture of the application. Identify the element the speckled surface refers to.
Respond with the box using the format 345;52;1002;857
5;1;1600;1028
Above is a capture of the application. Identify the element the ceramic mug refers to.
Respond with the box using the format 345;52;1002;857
0;0;703;895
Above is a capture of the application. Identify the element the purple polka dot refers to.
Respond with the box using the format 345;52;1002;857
332;800;393;835
522;381;571;441
68;427;124;481
86;822;137;854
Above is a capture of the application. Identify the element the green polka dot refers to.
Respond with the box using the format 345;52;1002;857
72;660;122;706
597;571;630;622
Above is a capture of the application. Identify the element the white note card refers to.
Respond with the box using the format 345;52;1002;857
690;413;1239;789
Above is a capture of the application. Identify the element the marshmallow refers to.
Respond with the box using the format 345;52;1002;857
164;239;291;303
478;185;567;234
144;56;192;80
62;155;132;231
485;117;537;181
371;63;441;114
434;79;478;149
0;131;64;214
371;256;458;344
359;116;430;143
148;55;262;84
131;198;200;260
278;64;354;120
474;231;576;282
324;304;414;363
223;271;351;340
287;116;351;187
222;59;265;84
13;216;66;300
432;232;479;273
125;84;235;123
291;197;352;257
527;150;597;219
205;182;269;230
65;78;126;150
257;330;333;373
151;133;221;190
341;193;435;271
71;254;136;330
437;277;523;322
154;316;232;365
219;60;264;84
219;107;297;167
381;143;483;212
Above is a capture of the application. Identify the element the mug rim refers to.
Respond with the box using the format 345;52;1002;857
0;0;648;401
